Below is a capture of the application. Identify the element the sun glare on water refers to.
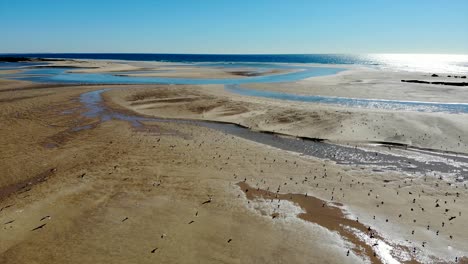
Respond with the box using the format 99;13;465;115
368;53;468;74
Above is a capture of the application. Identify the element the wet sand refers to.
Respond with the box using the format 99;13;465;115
1;62;468;263
238;181;386;263
244;66;468;103
108;84;468;153
29;59;295;79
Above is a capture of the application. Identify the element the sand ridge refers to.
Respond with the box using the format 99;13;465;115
107;84;468;154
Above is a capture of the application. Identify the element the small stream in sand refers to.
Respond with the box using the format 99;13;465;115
3;62;468;180
67;89;467;263
77;88;468;181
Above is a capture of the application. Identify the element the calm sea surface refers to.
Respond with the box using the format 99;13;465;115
1;53;467;74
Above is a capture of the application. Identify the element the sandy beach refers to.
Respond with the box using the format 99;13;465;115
0;60;467;263
38;59;296;79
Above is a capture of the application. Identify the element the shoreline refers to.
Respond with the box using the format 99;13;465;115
2;58;467;103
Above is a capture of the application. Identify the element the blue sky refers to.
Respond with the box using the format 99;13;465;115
1;0;467;54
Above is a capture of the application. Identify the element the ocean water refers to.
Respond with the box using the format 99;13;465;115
226;85;468;113
1;53;468;74
9;66;343;85
2;53;468;113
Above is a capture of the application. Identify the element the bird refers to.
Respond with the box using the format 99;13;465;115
31;223;47;231
202;197;212;204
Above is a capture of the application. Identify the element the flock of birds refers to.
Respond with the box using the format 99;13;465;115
1;89;468;263
130;125;468;263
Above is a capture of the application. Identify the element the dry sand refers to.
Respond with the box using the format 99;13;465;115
1;61;468;263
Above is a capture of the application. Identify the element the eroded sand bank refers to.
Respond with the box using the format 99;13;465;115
108;84;468;154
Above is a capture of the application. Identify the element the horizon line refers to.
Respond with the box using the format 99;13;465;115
1;52;468;56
